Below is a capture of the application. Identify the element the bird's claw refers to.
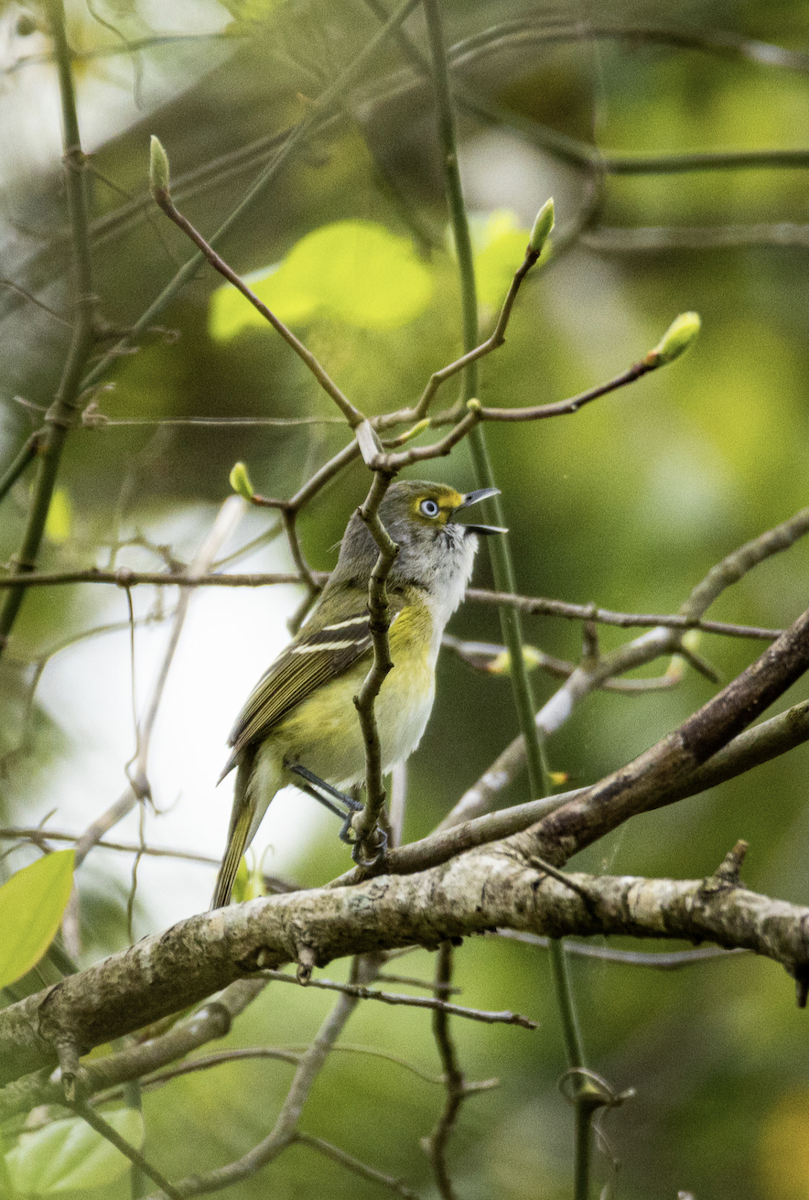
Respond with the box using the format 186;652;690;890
349;825;388;867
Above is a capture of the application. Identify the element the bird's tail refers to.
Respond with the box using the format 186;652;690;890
211;754;256;909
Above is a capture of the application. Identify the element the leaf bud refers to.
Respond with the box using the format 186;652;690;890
528;198;555;255
229;461;254;500
650;312;701;365
487;645;543;675
149;135;170;198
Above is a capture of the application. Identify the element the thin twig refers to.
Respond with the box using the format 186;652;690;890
425;943;466;1200
70;1099;182;1200
469;353;668;421
351;472;398;855
447;19;809;77
0;827;219;864
0;431;45;505
262;969;537;1028
0;567;782;641
442;632;683;690
109;1039;449;1096
0;568;318;589
496;929;748;968
464;589;779;640
294;1132;420;1198
583;221;809;252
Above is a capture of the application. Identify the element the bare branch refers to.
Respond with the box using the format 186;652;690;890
0;827;219;866
425;943;466;1200
261;968;537;1028
530;605;809;865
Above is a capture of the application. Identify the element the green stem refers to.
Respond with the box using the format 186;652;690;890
574;1101;592;1200
549;941;592;1200
0;433;43;505
421;0;478;401
466;430;548;794
0;0;95;657
549;941;584;1071
421;0;546;796
422;3;589;1195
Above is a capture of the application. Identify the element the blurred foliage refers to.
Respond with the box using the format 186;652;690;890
2;0;809;1196
5;1108;144;1194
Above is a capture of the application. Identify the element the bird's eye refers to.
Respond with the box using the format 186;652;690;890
419;498;440;518
15;12;38;35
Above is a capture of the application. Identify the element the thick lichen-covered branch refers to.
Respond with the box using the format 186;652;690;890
2;838;808;1092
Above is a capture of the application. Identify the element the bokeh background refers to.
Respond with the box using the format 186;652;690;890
2;1;809;1197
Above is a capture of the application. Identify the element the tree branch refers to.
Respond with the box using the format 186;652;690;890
3;838;809;1091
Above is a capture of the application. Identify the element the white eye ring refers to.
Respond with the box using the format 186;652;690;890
419;498;440;518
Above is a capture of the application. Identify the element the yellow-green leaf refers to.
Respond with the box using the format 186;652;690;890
469;210;531;308
209;219;433;339
0;851;75;989
45;488;72;545
5;1109;144;1193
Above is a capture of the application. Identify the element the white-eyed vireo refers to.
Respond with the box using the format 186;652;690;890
212;479;505;908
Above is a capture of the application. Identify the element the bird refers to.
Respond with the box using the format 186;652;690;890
211;479;505;908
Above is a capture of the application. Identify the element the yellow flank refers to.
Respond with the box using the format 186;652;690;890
271;587;435;789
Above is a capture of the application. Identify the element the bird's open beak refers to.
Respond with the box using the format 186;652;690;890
456;487;508;535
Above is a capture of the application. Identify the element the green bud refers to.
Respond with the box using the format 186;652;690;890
149;135;170;197
681;628;702;654
650;311;701;365
548;770;570;786
487;646;542;675
404;418;430;439
229;461;254;500
528;198;555;255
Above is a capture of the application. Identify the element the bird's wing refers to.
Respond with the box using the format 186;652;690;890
224;593;403;767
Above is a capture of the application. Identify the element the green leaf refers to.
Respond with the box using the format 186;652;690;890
209;219;434;339
44;489;72;545
0;851;75;989
5;1110;144;1193
469;210;531;308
